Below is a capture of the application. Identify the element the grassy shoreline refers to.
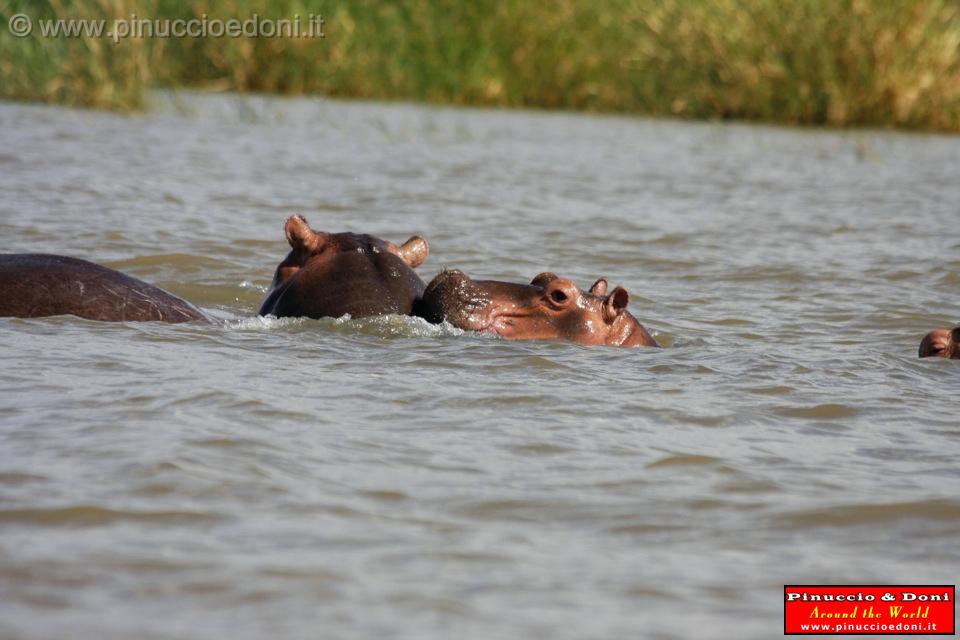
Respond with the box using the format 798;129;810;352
2;0;959;131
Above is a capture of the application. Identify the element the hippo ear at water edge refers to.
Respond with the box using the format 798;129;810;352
602;286;630;323
285;215;328;253
530;272;558;288
589;278;608;296
396;236;429;268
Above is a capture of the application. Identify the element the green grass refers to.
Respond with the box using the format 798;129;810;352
2;0;960;130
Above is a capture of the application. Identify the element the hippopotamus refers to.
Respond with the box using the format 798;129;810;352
415;269;659;348
258;215;429;319
0;254;210;323
918;327;960;358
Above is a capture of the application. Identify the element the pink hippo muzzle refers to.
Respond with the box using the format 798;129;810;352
416;269;659;348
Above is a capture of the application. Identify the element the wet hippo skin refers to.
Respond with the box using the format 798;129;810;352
918;327;960;358
0;254;210;323
258;215;430;319
416;269;659;348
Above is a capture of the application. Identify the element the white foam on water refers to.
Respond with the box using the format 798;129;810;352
229;314;307;331
226;312;466;339
238;280;269;292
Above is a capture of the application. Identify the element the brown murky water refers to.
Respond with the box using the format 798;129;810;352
1;92;958;639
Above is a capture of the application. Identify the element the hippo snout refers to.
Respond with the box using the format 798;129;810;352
427;269;470;290
417;270;471;324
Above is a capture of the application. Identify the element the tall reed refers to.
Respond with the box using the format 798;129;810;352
2;0;959;130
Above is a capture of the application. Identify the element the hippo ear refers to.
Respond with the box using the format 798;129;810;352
530;272;558;288
589;278;608;296
285;215;328;254
602;286;630;323
396;235;429;268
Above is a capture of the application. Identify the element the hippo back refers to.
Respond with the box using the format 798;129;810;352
0;254;210;323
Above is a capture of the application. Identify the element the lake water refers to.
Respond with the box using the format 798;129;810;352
1;92;958;639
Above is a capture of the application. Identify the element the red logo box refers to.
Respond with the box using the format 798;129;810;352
784;585;955;635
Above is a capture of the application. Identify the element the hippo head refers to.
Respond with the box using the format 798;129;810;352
919;327;960;358
417;269;659;348
258;215;430;319
268;214;429;291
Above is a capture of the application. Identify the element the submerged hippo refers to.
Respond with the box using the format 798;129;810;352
259;215;429;319
918;327;960;359
415;269;659;348
0;254;210;323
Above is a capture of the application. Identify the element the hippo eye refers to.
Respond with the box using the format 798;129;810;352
550;289;568;304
